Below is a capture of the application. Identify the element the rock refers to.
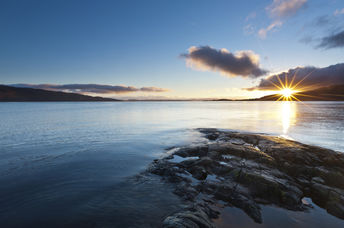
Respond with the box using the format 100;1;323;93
205;133;220;141
163;206;216;228
327;201;344;219
311;176;325;184
208;151;220;159
163;215;199;228
189;167;208;180
146;128;344;226
174;182;199;201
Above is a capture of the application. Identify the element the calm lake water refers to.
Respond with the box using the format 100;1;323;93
0;101;343;227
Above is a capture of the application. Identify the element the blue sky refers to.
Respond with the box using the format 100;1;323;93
1;0;343;99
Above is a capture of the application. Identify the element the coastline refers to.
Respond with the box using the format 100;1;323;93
142;128;344;227
2;84;344;102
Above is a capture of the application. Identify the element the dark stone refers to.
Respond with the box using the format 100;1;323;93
163;206;217;228
145;128;344;227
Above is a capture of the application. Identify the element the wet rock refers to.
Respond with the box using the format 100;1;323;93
146;128;344;227
205;133;220;141
176;146;209;158
311;176;325;184
208;151;220;159
163;206;216;228
189;166;208;180
174;182;199;201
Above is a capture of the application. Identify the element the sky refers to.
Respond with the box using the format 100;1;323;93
0;0;343;99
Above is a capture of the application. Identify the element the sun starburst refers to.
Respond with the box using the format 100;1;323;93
280;88;295;99
267;68;316;102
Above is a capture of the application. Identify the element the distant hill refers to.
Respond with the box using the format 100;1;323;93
1;84;343;102
0;85;119;101
254;84;344;101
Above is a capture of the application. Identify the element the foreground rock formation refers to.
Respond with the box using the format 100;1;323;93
146;129;344;227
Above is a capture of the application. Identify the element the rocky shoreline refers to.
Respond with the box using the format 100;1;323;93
143;128;344;227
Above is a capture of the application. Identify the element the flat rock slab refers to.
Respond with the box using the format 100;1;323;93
144;128;344;228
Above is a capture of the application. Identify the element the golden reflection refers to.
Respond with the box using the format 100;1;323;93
281;101;296;135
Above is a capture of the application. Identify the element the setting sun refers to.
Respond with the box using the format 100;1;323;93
280;88;295;98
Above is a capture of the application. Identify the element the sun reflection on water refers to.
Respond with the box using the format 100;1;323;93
281;101;296;136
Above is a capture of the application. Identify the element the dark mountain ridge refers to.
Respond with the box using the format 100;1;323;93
0;85;119;101
1;84;344;102
254;84;344;101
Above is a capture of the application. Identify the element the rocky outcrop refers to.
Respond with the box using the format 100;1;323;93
146;128;344;227
162;204;217;228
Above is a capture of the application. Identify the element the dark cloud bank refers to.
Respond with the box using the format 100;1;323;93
247;63;344;91
181;46;268;78
318;30;344;49
11;84;169;94
301;14;344;49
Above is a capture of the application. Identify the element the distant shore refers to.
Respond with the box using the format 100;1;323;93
1;84;344;102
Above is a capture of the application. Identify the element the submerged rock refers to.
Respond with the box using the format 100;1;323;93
146;128;344;227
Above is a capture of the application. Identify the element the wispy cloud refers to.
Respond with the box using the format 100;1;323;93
313;15;331;27
243;12;257;36
258;0;307;39
267;0;307;18
243;24;255;35
334;8;344;16
181;46;268;78
11;84;170;94
299;11;344;49
246;63;344;91
245;12;257;21
258;21;283;39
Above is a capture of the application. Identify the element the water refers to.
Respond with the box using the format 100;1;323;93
0;101;343;227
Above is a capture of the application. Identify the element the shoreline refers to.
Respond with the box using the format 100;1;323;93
142;128;344;227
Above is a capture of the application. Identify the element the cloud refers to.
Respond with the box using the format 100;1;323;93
243;24;255;35
299;13;344;49
246;63;344;91
299;35;313;44
181;46;268;78
10;84;169;94
313;15;331;27
245;12;257;21
267;0;307;18
258;0;307;39
317;30;344;49
243;12;257;36
258;21;283;39
140;87;169;92
334;8;344;16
